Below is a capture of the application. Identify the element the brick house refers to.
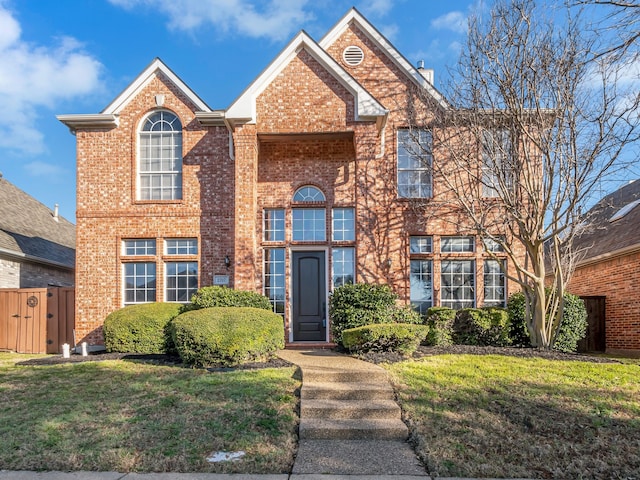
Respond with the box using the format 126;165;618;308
567;180;640;354
58;8;522;346
0;176;75;288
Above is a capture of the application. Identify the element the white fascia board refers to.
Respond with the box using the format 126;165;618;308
56;113;119;133
102;58;212;115
225;31;387;124
320;8;448;109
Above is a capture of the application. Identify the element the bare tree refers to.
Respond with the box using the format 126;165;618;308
407;0;639;348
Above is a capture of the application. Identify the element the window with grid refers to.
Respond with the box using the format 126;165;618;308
123;262;156;304
410;236;433;254
264;248;285;316
332;208;355;241
138;110;182;200
165;238;197;255
410;259;433;314
292;208;326;241
484;259;506;307
483;237;505;253
165;262;198;302
293;186;325;202
441;236;475;253
441;260;475;309
122;239;156;256
332;247;355;288
264;209;285;241
481;129;514;198
397;128;432;198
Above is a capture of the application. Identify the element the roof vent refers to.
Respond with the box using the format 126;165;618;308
343;45;364;66
609;199;640;222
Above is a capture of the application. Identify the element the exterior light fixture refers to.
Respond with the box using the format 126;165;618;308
224;255;231;268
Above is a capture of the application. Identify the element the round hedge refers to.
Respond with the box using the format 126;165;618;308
171;307;285;367
103;302;183;354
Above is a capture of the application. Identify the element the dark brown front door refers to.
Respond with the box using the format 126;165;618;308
292;251;326;341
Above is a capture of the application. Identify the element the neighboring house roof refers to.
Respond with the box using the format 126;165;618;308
226;30;388;127
0;177;75;269
574;180;640;265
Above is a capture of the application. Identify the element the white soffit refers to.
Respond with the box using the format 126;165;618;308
225;31;387;125
320;8;447;109
102;58;212;115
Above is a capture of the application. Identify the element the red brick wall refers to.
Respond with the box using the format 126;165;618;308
74;73;234;344
569;251;640;351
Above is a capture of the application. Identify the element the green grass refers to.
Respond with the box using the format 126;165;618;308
385;354;640;479
0;353;299;473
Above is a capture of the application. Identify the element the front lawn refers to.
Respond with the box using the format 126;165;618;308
0;353;299;473
385;353;640;479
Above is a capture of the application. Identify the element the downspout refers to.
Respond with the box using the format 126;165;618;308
224;117;235;161
375;112;389;159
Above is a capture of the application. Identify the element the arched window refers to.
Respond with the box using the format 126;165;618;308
293;185;325;202
138;110;182;200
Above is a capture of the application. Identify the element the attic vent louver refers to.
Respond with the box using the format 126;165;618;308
343;45;364;66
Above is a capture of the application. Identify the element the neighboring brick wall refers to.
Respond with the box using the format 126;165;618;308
0;255;73;288
568;250;640;351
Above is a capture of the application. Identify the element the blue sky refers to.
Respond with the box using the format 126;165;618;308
0;0;636;221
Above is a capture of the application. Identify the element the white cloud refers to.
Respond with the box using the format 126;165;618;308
431;11;467;34
109;0;313;42
0;4;103;155
359;0;394;17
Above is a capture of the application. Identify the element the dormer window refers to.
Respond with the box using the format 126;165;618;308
138;110;182;200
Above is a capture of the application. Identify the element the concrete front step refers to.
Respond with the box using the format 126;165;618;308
302;381;395;400
301;398;401;419
299;418;409;440
302;367;389;383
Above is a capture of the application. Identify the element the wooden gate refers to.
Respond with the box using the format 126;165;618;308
578;296;606;353
0;288;75;354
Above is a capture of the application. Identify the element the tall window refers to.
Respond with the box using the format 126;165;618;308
397;128;432;198
410;259;433;314
481;129;513;198
332;208;355;241
441;260;475;309
292;186;326;242
165;262;198;302
264;209;285;241
332;247;355;288
484;260;506;307
264;248;285;315
138;111;182;200
123;263;156;304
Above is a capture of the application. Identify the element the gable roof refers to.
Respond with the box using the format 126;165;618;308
0;177;75;269
226;30;388;126
320;7;447;109
58;58;213;133
574;180;640;264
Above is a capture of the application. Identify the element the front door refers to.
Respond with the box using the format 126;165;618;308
292;251;326;341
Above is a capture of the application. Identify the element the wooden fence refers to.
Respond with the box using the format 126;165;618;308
0;287;75;354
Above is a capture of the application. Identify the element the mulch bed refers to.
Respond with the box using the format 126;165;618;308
355;345;621;364
15;345;619;368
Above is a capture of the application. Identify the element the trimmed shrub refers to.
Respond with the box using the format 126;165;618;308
507;290;588;352
452;307;511;346
329;283;398;343
189;286;272;311
103;303;182;354
387;305;424;325
342;323;429;355
171;307;285;367
424;307;456;346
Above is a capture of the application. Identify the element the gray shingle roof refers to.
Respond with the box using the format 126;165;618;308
0;177;75;268
574;180;640;262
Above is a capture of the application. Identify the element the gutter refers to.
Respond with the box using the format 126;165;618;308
0;246;74;270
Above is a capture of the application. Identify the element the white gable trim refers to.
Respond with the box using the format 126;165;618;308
320;8;447;108
226;31;387;125
102;58;212;115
